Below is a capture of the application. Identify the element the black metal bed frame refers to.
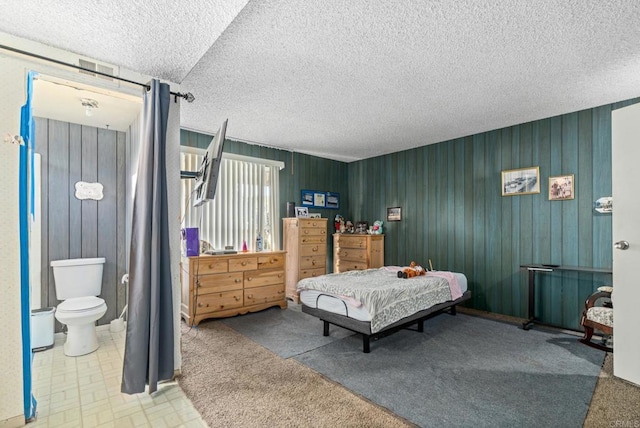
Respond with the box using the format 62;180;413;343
302;290;472;353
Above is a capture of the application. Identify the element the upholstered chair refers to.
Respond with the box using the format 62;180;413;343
579;286;613;352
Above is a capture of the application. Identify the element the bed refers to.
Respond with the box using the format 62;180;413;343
297;267;471;352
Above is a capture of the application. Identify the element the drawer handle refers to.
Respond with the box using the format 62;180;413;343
247;294;253;299
247;277;253;281
278;290;284;294
302;238;308;242
270;258;276;264
278;273;283;278
198;303;210;308
312;260;316;265
235;278;241;283
241;261;247;266
321;230;326;234
234;296;241;301
343;251;348;256
312;222;317;226
312;246;318;252
304;230;309;235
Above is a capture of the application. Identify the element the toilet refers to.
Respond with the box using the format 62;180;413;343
51;257;107;356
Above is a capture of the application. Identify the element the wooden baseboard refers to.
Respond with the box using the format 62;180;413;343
457;306;527;325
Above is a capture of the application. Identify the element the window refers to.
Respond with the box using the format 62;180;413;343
181;147;283;252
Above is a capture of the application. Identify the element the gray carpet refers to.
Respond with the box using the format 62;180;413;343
221;306;354;358
222;306;605;428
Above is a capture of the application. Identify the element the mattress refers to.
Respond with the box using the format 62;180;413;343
300;271;467;322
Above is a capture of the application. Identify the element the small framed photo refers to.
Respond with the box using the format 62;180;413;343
313;192;326;208
325;192;340;209
501;166;540;196
301;190;314;206
295;206;309;218
549;174;575;200
387;207;402;222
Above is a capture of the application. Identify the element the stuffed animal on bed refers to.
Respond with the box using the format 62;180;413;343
397;261;426;279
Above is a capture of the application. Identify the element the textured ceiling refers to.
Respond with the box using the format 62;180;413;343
3;1;640;162
0;0;250;83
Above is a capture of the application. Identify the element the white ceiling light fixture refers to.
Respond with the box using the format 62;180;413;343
81;98;99;116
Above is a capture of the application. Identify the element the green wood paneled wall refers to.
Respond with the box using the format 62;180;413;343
348;98;638;330
180;130;349;268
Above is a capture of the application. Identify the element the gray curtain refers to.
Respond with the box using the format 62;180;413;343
121;79;174;394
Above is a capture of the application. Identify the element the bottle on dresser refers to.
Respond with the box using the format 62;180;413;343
256;232;263;252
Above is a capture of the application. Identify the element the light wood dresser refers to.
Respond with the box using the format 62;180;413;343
333;233;384;273
283;218;328;302
180;251;287;326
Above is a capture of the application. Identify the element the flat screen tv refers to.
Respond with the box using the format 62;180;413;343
193;119;227;207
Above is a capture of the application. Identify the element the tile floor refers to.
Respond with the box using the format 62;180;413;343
29;326;207;427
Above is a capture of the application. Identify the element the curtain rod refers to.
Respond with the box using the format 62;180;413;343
0;44;195;103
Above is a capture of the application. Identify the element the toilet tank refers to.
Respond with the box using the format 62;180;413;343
51;257;105;300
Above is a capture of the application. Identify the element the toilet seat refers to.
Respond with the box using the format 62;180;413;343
57;296;105;313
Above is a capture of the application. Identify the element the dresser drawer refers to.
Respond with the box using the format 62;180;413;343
196;272;243;293
301;227;327;237
194;258;229;274
196;290;243;313
299;219;326;229
229;257;258;272
244;284;285;306
336;248;367;262
299;267;326;279
300;244;326;257
300;235;327;245
244;269;285;288
337;236;368;249
257;254;284;269
336;261;368;272
300;254;325;269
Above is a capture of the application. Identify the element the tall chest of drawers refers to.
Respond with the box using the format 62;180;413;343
283;218;328;302
180;251;287;326
333;233;384;273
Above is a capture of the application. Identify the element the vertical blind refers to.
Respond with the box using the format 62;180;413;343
181;148;281;252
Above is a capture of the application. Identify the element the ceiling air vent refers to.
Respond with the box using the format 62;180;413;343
79;59;114;81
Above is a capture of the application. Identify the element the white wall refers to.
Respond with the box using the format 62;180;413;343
0;55;27;425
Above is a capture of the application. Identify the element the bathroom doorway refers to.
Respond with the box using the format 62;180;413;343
31;74;142;332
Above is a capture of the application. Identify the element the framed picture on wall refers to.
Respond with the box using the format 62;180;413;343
549;174;575;200
387;207;402;222
313;192;326;208
325;192;340;209
501;166;540;196
301;190;314;206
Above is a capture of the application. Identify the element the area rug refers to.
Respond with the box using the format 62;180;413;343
221;306;353;358
178;320;413;428
292;312;605;428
